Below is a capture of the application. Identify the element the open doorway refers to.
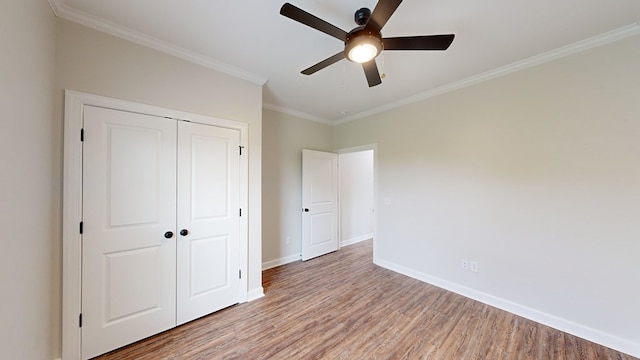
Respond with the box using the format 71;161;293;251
338;147;375;248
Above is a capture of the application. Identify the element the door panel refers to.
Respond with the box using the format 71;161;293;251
176;121;240;325
310;212;334;246
105;246;165;321
190;134;229;219
81;106;177;360
302;149;338;261
189;236;230;296
107;125;161;226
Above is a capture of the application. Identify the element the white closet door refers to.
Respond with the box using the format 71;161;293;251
81;106;177;360
176;121;241;325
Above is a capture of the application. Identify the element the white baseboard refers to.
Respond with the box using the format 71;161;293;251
261;236;373;270
261;236;374;270
247;287;265;302
262;254;300;270
340;234;373;247
374;257;640;358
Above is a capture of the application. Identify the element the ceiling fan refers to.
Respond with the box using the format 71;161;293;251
280;0;455;87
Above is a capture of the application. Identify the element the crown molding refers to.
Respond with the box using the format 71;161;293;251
46;0;640;124
335;23;640;125
262;103;333;125
48;0;267;85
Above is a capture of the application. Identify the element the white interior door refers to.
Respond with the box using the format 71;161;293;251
176;121;241;325
81;106;177;359
302;149;339;261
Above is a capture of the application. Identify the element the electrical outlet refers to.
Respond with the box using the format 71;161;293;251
286;236;291;245
461;259;468;270
470;261;479;273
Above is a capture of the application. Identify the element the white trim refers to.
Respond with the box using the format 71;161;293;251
237;126;250;305
335;23;640;125
336;144;377;154
62;90;251;360
341;234;373;247
47;0;266;86
247;288;265;302
62;92;84;360
262;103;332;125
47;1;639;126
262;254;301;270
374;257;640;358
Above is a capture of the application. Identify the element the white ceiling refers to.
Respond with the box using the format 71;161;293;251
50;0;640;123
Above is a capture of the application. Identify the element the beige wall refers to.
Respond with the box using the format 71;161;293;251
3;2;638;357
0;0;57;358
334;35;640;354
262;109;332;267
55;19;263;357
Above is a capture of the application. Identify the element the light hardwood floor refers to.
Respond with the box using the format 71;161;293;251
96;240;636;359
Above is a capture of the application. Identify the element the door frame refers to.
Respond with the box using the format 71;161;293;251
62;90;249;360
336;144;377;258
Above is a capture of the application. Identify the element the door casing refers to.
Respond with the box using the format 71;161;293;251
62;90;249;360
336;144;377;256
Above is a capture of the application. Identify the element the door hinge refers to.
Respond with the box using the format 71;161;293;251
79;313;82;327
80;128;84;142
239;208;242;217
239;146;245;155
79;221;83;234
239;269;242;279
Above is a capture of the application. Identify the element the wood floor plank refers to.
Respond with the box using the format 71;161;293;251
95;240;637;359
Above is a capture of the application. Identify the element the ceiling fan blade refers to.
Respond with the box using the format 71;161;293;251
383;34;455;51
280;3;348;41
301;52;345;75
367;0;402;31
362;60;382;87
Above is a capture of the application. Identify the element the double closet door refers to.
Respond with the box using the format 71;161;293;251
81;106;241;359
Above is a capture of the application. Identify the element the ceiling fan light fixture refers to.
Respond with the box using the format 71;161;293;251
280;1;456;87
345;34;382;63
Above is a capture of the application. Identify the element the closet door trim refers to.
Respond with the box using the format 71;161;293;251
62;90;249;360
